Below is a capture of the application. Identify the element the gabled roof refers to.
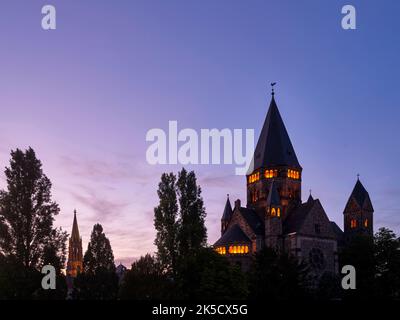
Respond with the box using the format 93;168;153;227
214;224;251;247
266;180;280;207
344;179;374;212
252;95;301;170
239;207;265;235
221;196;233;221
283;199;315;234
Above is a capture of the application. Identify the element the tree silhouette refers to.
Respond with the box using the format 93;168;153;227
154;168;207;276
83;223;115;273
0;148;67;298
340;234;375;300
248;247;310;300
74;223;118;299
177;247;248;300
177;168;207;258
119;254;175;300
154;173;178;274
0;148;67;269
374;227;400;298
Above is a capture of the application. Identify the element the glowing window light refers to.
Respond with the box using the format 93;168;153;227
287;170;300;179
228;245;249;255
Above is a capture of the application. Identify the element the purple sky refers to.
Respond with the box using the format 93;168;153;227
1;0;399;266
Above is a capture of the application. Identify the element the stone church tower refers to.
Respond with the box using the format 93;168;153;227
343;178;374;242
246;92;302;221
66;210;83;277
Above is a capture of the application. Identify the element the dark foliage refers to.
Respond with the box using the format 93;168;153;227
0;148;67;299
119;254;175;300
73;223;118;299
176;247;248;300
248;247;311;300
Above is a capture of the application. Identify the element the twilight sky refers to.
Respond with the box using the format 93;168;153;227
0;0;399;266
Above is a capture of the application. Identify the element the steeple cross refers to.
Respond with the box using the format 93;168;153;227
270;82;277;96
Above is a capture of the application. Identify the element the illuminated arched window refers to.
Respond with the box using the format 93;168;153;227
364;219;368;227
277;208;281;217
271;208;276;216
350;219;357;228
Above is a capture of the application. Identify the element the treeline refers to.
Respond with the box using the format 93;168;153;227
0;148;119;299
1;148;400;300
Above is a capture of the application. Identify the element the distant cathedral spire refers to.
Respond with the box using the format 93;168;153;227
67;210;83;278
71;209;80;241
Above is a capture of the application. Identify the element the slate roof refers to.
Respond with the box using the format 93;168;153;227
214;224;251;246
347;179;373;210
283;199;316;234
239;207;265;235
253;95;301;170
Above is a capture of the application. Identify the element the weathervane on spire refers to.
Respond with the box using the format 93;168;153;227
271;82;277;96
357;173;360;180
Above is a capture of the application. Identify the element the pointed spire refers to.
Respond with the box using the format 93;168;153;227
252;91;301;170
266;180;281;207
221;194;233;221
307;189;314;203
349;178;370;208
71;209;80;241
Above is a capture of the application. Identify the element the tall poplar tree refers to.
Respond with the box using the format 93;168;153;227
0;148;67;270
154;172;178;274
176;168;207;257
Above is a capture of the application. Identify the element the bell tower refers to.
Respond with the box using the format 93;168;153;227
343;177;374;241
247;85;302;220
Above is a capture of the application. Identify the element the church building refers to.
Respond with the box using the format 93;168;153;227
214;89;374;278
